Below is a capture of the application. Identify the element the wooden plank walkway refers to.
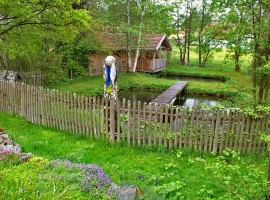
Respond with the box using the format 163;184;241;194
150;81;188;105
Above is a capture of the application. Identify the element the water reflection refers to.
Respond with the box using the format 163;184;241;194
174;93;221;107
118;90;221;107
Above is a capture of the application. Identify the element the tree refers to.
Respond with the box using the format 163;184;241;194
197;25;222;68
0;0;90;38
132;0;175;71
126;0;132;72
0;0;91;70
211;1;252;72
186;0;192;65
171;0;186;65
95;0;137;72
242;0;270;104
92;0;174;72
197;0;213;68
256;62;270;105
212;0;270;104
133;0;146;72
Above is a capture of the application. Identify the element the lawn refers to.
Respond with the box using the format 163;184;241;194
0;113;268;199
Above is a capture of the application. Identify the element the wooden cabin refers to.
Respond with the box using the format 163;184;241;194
88;34;172;76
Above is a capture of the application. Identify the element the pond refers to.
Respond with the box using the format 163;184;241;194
118;90;223;107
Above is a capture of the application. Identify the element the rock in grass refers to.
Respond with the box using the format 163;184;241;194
118;185;144;200
0;130;33;162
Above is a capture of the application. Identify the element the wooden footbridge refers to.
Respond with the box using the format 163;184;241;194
150;81;188;105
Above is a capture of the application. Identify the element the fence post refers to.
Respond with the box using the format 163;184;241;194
213;109;222;153
110;98;116;144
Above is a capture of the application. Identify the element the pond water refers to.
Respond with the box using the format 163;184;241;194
118;90;223;107
172;93;222;107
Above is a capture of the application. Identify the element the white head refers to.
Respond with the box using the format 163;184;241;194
104;55;116;67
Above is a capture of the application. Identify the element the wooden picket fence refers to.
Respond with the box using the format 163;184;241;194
0;81;269;154
20;71;43;86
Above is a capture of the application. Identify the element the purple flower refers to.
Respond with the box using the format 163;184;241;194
48;159;112;194
79;163;112;192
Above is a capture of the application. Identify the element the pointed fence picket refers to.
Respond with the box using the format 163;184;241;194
0;81;269;154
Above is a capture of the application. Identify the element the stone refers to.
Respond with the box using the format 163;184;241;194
0;129;33;162
0;144;5;151
19;152;33;162
118;185;143;200
105;182;121;199
1;134;9;139
6;139;13;145
2;144;21;153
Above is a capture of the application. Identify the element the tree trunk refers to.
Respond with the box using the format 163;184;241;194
258;76;264;104
202;49;210;67
264;16;270;103
126;0;132;72
235;51;240;72
175;3;185;65
180;49;185;65
133;4;145;72
264;74;270;103
198;1;205;68
183;1;188;65
187;0;192;66
177;35;185;65
252;10;258;103
198;38;202;67
268;153;270;182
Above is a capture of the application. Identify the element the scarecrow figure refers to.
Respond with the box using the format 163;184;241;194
103;55;118;100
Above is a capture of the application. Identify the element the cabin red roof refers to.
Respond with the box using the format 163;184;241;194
144;34;171;51
103;34;171;51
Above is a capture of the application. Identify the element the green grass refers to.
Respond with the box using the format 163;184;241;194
47;46;267;107
49;72;176;96
0;112;269;199
49;66;257;108
46;46;270;108
169;46;252;73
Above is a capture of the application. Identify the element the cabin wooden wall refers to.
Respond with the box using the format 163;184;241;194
88;50;167;76
89;52;135;76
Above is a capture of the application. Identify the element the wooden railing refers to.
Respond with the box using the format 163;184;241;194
136;58;166;72
153;57;166;71
0;81;269;154
20;71;43;86
89;65;127;76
